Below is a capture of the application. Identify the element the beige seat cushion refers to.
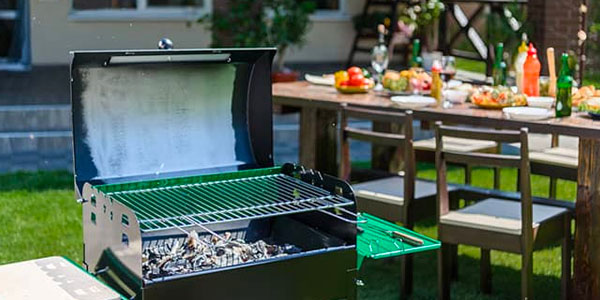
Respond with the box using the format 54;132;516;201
414;136;497;153
440;198;568;235
530;147;578;169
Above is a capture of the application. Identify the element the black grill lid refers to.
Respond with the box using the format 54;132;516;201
70;48;276;192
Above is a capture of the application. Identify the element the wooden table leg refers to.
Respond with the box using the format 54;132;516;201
299;107;317;170
298;107;338;176
573;137;600;299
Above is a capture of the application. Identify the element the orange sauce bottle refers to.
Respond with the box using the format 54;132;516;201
523;43;541;97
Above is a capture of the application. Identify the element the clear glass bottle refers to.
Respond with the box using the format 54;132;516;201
371;24;389;91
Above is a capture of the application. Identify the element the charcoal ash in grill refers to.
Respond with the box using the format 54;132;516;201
142;231;301;280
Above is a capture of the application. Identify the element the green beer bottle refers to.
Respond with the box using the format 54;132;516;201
555;53;573;118
492;43;507;86
411;39;423;68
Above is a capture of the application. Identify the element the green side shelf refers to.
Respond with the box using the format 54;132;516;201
357;213;440;269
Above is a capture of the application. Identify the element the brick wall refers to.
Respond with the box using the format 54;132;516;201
528;0;581;74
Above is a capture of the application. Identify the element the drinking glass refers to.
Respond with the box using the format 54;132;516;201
441;56;457;108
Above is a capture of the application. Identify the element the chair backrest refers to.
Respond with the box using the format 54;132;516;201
434;122;533;236
339;104;415;208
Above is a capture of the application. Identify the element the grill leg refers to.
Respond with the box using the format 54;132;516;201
480;248;492;294
401;221;414;298
401;254;414;297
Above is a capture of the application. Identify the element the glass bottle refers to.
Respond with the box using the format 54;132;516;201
371;24;389;91
492;43;506;86
411;39;423;68
431;60;443;106
556;53;573;117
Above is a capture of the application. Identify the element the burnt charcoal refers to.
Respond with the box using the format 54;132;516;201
141;231;300;280
282;244;302;254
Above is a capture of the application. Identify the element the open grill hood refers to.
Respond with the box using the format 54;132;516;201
70;48;276;194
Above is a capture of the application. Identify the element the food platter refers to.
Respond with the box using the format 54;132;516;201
471;86;527;109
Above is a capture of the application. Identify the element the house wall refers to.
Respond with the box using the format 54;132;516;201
29;0;364;65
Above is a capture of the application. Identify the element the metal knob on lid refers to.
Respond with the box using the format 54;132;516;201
158;38;173;50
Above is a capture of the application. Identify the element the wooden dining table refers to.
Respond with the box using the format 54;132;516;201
273;81;600;299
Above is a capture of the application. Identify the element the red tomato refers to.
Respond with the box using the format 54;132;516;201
349;74;365;86
362;78;372;86
339;80;350;86
347;66;362;77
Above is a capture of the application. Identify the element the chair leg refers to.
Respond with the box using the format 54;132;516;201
516;169;521;192
561;217;572;300
550;177;558;199
493;167;501;190
480;248;492;294
521;250;533;300
438;243;452;300
465;164;472;185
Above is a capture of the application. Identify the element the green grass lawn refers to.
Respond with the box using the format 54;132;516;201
0;167;575;299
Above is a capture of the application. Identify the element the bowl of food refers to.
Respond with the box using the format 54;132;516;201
578;97;600;120
527;96;555;109
334;66;374;94
471;86;527;109
444;89;469;104
383;68;431;95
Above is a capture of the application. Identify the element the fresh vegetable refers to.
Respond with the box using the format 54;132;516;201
334;70;349;88
349;73;365;86
362;68;372;78
347;66;363;77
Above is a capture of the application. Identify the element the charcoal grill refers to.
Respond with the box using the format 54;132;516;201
70;47;438;300
71;48;360;300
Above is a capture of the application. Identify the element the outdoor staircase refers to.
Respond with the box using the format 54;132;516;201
0;104;72;173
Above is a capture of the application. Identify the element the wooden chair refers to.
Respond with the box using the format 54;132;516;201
435;123;572;300
339;105;457;297
529;134;578;198
414;130;501;188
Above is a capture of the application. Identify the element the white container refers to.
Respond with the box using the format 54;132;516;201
444;90;469;103
527;96;555;109
503;107;553;121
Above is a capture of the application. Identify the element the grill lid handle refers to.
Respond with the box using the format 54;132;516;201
158;38;174;50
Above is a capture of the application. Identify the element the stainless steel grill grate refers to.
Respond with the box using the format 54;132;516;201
105;174;353;232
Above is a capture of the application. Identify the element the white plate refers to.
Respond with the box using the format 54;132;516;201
391;95;437;109
502;107;553;121
305;74;334;86
527;96;555;109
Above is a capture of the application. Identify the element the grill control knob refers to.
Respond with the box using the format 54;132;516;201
158;38;174;50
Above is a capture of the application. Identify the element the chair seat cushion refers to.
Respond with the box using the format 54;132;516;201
353;176;442;206
440;198;569;235
530;147;578;169
414;136;497;153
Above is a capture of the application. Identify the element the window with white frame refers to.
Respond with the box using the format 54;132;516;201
70;0;210;21
73;0;205;10
296;0;348;21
